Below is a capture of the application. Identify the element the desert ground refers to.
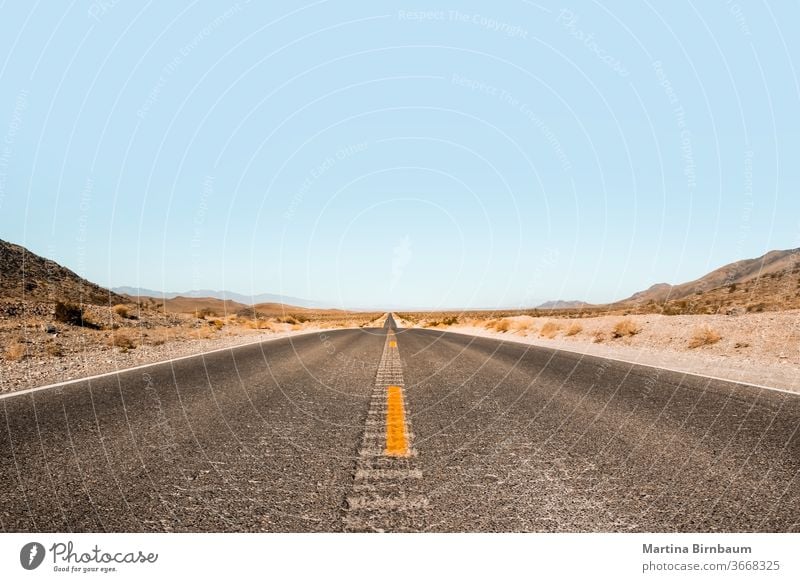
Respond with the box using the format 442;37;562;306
0;298;383;392
396;310;800;393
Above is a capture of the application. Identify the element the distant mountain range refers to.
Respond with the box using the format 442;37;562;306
536;300;590;310
3;238;799;313
111;286;328;309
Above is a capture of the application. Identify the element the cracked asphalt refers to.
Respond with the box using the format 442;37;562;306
1;322;798;532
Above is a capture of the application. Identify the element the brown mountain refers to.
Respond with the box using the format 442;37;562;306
537;300;591;310
152;296;249;316
0;239;125;305
618;248;800;313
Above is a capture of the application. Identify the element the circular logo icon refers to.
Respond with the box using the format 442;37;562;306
20;542;45;570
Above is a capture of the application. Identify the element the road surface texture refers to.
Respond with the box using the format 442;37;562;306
1;315;798;532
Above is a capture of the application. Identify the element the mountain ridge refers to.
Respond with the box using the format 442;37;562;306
112;286;327;308
0;239;125;305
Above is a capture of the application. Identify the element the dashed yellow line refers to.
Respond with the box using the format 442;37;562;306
385;385;409;457
389;340;397;348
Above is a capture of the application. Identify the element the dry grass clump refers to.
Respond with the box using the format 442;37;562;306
423;315;459;328
145;328;181;346
112;304;136;319
486;318;511;332
193;325;217;339
107;330;138;351
612;318;640;338
688;325;721;348
4;340;27;361
208;318;225;330
112;304;128;318
196;307;217;319
45;341;64;357
539;321;561;339
592;330;606;343
565;323;583;336
509;317;536;334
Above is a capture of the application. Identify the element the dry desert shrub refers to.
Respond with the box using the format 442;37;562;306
112;304;128;318
592;330;606;343
422;316;457;328
45;341;64;357
146;328;181;346
612;318;640;338
510;317;535;334
688;325;721;348
565;322;583;336
486;318;511;332
193;325;216;339
244;318;275;331
107;330;137;351
112;304;130;318
54;301;84;326
539;321;561;339
4;340;26;361
208;318;225;330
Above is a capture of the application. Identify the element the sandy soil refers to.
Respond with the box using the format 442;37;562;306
407;311;800;393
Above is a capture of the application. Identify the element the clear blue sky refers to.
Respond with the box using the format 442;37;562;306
1;1;798;309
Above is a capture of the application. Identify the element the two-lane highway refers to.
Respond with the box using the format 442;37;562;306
1;318;798;532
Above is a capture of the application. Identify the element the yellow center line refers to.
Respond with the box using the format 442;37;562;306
389;340;397;347
385;385;409;457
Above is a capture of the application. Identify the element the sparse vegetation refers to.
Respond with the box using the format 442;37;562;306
4;340;26;361
45;341;63;357
243;318;276;331
192;325;217;339
55;301;85;326
539;321;561;339
565;322;583;336
688;326;721;348
196;307;217;319
107;331;137;351
112;304;135;319
612;318;640;338
486;318;511;332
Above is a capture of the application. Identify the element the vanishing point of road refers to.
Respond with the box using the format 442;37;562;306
2;315;798;532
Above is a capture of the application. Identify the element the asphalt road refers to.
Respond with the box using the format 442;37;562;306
1;320;798;532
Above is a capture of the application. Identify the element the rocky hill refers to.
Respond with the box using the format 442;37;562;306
0;239;124;305
618;248;800;313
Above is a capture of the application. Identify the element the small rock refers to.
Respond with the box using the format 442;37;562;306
43;323;57;334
